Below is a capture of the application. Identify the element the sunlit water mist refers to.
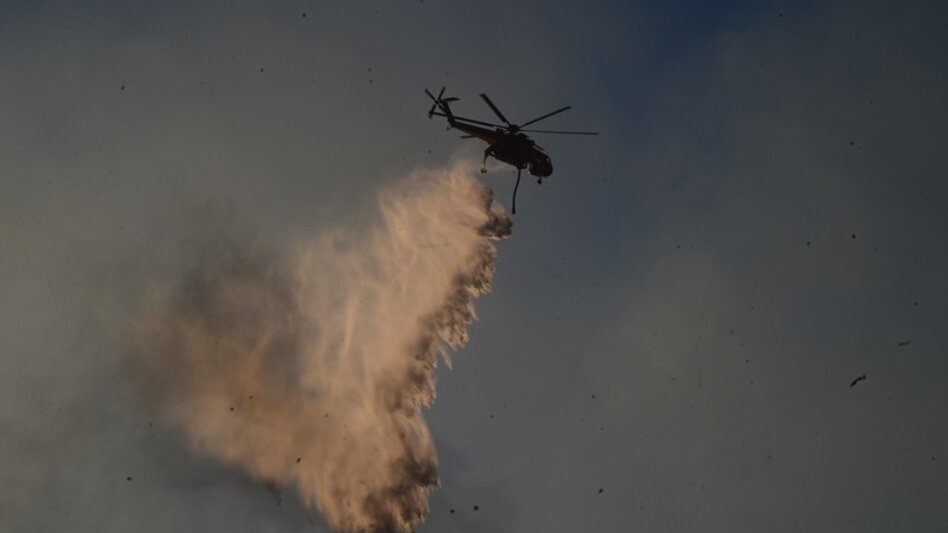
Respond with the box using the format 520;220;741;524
130;161;511;532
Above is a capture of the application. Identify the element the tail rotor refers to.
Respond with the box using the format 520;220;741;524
425;86;458;118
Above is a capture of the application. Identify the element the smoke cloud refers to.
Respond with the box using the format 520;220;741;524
129;161;511;532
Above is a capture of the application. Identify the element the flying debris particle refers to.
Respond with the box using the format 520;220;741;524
473;506;479;511
259;67;265;73
126;476;133;481
849;140;855;146
449;509;455;514
301;12;306;18
806;240;811;246
229;406;234;411
296;457;301;463
850;374;867;388
851;233;857;239
120;81;125;91
591;394;596;400
897;341;911;347
598;488;604;494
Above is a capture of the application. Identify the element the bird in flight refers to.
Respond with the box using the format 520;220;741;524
849;374;867;388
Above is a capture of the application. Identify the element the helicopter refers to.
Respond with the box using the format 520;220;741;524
425;87;597;214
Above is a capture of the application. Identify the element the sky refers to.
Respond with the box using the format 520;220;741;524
2;1;947;532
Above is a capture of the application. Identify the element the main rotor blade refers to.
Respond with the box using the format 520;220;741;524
479;93;511;125
520;106;571;128
519;128;598;135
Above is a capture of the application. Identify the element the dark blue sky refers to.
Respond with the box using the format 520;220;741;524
2;1;947;532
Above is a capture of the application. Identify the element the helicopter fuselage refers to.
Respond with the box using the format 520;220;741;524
425;87;595;213
447;121;553;178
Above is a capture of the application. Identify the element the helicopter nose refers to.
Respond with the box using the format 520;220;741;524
529;158;553;177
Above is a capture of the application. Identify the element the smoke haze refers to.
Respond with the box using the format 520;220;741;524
130;161;510;532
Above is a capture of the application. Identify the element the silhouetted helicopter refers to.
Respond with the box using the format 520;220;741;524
425;87;597;214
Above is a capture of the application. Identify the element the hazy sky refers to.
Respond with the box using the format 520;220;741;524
2;1;947;532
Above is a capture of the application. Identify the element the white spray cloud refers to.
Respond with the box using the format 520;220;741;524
130;160;511;532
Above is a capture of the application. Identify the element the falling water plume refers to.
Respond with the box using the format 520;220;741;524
130;160;511;532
